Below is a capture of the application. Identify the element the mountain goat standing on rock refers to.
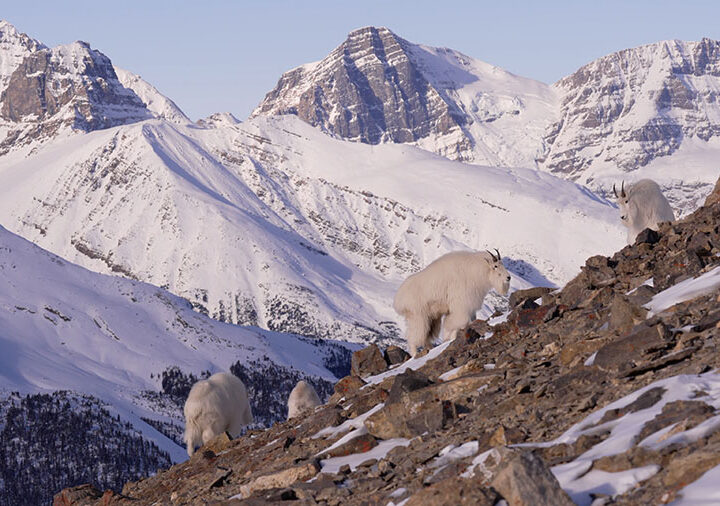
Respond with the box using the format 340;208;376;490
394;249;511;357
287;380;321;419
614;179;675;244
183;372;253;457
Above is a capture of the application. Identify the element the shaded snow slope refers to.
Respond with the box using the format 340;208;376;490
0;224;347;462
114;67;190;124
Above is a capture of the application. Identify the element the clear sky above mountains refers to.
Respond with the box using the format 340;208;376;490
6;0;720;121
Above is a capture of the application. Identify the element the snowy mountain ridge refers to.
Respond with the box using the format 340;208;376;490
255;27;720;215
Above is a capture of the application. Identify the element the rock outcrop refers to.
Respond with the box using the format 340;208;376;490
57;177;720;504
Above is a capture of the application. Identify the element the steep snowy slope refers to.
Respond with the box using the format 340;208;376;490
0;224;348;462
253;26;557;167
114;67;191;124
541;38;720;214
0;113;625;345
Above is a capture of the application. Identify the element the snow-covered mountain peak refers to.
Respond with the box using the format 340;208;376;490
0;38;150;150
541;37;720;213
196;111;241;128
0;20;45;95
252;27;556;167
114;67;190;124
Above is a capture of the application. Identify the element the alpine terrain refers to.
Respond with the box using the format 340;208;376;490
0;18;717;505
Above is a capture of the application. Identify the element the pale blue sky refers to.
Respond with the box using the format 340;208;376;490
5;0;720;120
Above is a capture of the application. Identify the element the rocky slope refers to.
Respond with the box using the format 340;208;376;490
58;182;720;504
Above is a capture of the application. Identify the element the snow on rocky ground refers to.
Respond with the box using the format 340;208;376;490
0;224;346;462
645;264;720;317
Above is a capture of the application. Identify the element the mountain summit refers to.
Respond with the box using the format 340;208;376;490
252;26;556;167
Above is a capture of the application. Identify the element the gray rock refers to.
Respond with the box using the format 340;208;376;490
351;345;387;378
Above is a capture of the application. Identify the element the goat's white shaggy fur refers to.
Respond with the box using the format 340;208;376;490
183;372;253;456
287;380;321;419
393;250;511;356
615;179;675;244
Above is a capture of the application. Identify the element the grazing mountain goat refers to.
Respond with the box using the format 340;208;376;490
287;380;321;419
614;179;675;244
183;372;253;456
393;249;511;357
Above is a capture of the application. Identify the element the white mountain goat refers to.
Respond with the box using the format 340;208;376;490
613;179;675;244
393;249;511;356
287;380;321;419
183;372;253;457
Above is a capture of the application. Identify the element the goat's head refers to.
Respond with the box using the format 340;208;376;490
613;180;637;228
485;248;511;295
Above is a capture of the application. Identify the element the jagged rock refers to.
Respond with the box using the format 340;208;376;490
386;369;432;404
635;228;661;245
509;287;555;308
52;484;103;506
703;176;720;206
239;461;320;499
406;476;500;505
351;345;387;378
483;448;575;506
594;323;669;372
662;450;720;489
609;295;647;332
365;396;447;439
320;432;377;458
384;345;410;366
332;375;365;398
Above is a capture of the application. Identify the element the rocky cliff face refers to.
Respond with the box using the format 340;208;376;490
0;41;150;131
252;26;556;167
253;27;466;145
254;30;720;215
0;19;45;94
542;38;720;180
60;178;720;504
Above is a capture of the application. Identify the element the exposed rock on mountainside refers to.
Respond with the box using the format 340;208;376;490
0;41;150;149
0;19;45;94
543;38;720;179
62;178;720;504
254;28;720;215
253;26;556;167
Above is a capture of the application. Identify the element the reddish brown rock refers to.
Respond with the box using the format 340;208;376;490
351;345;387;378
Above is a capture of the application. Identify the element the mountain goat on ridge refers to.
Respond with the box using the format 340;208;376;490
393;249;511;357
614;179;675;244
287;380;321;419
183;372;253;457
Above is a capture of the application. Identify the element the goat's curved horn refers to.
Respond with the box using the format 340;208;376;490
621;180;626;198
612;183;618;198
494;248;501;261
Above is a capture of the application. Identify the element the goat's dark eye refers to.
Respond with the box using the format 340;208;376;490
624;200;628;204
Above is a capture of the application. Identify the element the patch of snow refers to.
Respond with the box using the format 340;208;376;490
431;441;479;468
669;462;720;505
626;277;654;295
584;352;598;367
320;438;410;474
645;266;720;316
364;340;455;385
313;403;384;439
